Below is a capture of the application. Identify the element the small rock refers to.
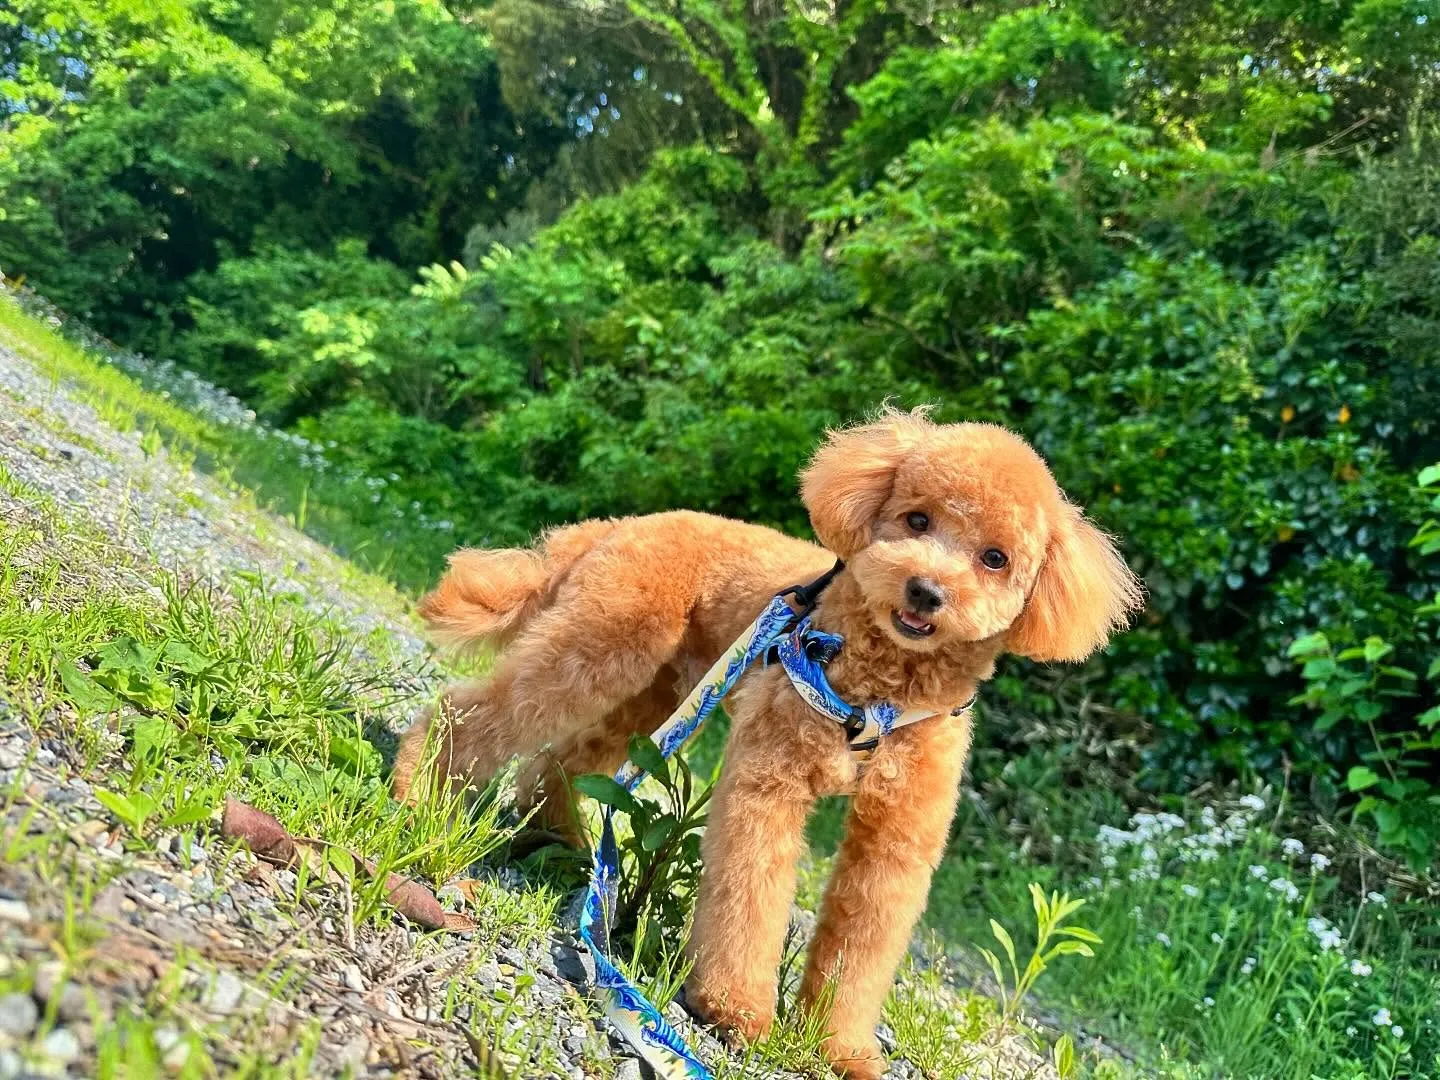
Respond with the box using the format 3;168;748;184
0;1048;21;1080
187;841;207;863
0;993;38;1038
563;1037;586;1057
342;965;366;993
202;971;245;1015
32;964;88;1022
41;1027;80;1064
616;1060;643;1080
548;941;593;985
0;900;31;925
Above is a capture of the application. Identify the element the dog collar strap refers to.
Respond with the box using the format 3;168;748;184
773;617;970;749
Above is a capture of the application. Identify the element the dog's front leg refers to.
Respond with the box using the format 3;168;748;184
800;716;973;1079
685;688;833;1044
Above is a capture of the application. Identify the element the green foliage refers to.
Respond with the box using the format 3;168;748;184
978;884;1101;1023
577;734;714;979
1288;465;1440;867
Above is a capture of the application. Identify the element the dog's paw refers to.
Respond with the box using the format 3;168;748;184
821;1034;886;1080
681;979;773;1045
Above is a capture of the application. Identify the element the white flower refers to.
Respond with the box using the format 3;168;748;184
1306;916;1344;952
1182;884;1201;898
1346;1026;1357;1037
1239;794;1266;812
1200;805;1218;827
1392;1025;1404;1038
1365;891;1387;907
1101;854;1118;869
1268;877;1300;903
1240;957;1256;975
1350;960;1372;977
1373;1008;1392;1026
1155;932;1172;947
1249;864;1269;881
1281;838;1305;857
1211;932;1224;944
1203;996;1215;1008
1310;853;1331;872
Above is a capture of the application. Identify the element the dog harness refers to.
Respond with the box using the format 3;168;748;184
579;561;976;1079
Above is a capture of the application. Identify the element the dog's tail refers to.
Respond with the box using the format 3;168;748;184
417;520;616;649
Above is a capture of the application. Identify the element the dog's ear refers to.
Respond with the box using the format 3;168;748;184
1008;503;1144;663
800;415;915;557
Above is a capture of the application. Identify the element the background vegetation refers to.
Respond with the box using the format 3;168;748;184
4;0;1440;1075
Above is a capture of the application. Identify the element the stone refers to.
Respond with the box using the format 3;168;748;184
32;964;88;1023
616;1060;644;1080
0;994;38;1038
41;1027;80;1064
202;971;245;1015
0;900;31;925
548;941;593;985
342;964;366;993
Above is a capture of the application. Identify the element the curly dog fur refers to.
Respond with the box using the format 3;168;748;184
393;409;1143;1077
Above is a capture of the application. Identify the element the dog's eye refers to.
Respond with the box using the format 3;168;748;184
980;548;1008;570
906;512;929;533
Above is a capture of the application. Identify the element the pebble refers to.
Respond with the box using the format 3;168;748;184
342;965;366;993
33;964;89;1022
202;971;245;1015
0;993;38;1038
40;1027;80;1065
0;1049;20;1079
616;1060;644;1080
0;900;31;925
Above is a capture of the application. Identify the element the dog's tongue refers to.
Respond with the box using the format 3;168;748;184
899;610;933;632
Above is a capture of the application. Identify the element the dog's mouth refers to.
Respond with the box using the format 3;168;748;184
891;609;937;639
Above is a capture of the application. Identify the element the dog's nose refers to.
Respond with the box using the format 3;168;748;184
904;577;944;615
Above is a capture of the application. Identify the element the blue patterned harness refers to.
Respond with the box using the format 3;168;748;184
578;562;972;1078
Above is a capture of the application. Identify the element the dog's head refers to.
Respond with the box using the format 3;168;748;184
800;409;1143;661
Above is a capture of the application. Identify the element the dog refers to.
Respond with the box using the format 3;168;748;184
393;409;1143;1078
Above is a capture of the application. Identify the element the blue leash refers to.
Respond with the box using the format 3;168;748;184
578;592;803;1078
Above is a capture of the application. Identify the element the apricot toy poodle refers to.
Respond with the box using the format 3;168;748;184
393;408;1143;1078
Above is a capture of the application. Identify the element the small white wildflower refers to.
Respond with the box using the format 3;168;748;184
1155;932;1172;947
1239;794;1266;812
1346;1026;1357;1037
1101;854;1118;869
1281;838;1305;857
1366;891;1387;907
1141;844;1159;864
1182;884;1201;898
1392;1025;1404;1038
1350;960;1372;977
1211;932;1223;945
1200;805;1217;827
1249;864;1269;881
1373;1008;1392;1026
1240;957;1256;975
1203;996;1215;1008
1268;877;1300;903
1310;852;1331;872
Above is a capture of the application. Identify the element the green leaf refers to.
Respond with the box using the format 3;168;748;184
58;660;119;715
1417;464;1440;488
1346;766;1381;791
1053;1034;1076;1079
1286;632;1329;658
989;918;1018;973
626;734;669;784
573;774;641;815
1043;939;1095;960
640;817;677;852
161;640;214;675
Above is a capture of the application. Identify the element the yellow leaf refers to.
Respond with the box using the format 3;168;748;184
1277;526;1295;542
1338;404;1351;424
1281;405;1296;423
